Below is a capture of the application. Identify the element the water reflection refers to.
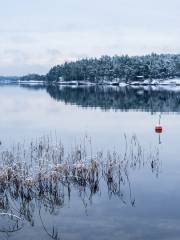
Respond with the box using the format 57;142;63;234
1;83;180;240
20;84;180;113
0;135;160;239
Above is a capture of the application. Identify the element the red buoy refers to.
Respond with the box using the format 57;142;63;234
155;115;163;144
155;126;162;133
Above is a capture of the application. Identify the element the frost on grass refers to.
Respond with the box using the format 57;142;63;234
0;135;160;238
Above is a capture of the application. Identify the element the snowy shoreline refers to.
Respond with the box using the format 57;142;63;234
1;78;180;87
18;78;180;87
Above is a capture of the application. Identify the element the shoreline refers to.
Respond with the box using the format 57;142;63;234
1;78;180;87
18;78;180;87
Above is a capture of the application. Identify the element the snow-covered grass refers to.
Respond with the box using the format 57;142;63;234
0;135;160;206
0;135;160;237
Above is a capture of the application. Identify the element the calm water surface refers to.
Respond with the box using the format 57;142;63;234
0;83;180;240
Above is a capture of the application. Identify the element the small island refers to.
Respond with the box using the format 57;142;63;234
19;53;180;86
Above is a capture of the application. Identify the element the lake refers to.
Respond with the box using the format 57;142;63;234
0;83;180;240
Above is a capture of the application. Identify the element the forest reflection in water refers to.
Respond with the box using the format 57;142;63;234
0;135;160;240
19;84;180;113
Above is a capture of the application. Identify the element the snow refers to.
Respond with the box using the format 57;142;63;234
19;80;45;84
159;78;180;86
119;82;128;87
129;78;180;86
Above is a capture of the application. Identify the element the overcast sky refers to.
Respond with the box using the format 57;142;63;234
0;0;180;75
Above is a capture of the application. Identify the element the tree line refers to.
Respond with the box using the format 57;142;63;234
21;53;180;82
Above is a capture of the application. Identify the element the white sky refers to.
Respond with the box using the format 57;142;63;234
0;0;180;75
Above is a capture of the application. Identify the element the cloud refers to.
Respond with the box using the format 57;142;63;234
0;0;179;75
0;48;63;75
0;50;28;65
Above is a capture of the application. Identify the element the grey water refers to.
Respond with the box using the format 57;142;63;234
0;83;180;240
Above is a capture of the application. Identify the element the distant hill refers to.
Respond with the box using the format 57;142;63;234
0;76;19;81
20;74;46;81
